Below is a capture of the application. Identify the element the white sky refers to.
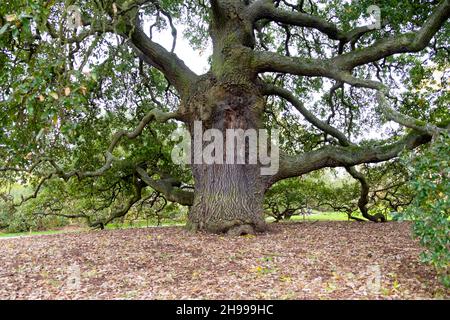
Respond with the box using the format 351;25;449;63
151;26;211;75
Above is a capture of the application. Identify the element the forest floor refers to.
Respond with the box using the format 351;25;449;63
0;221;448;300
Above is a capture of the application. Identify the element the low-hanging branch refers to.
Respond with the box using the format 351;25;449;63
345;166;386;223
266;75;438;185
135;167;194;206
89;175;146;229
14;173;55;207
0;108;179;207
59;108;178;180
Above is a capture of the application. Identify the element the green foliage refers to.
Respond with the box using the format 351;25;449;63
0;198;68;233
400;133;450;286
0;0;195;228
265;161;416;222
264;177;317;220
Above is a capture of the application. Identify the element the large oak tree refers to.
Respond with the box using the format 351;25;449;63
0;0;449;234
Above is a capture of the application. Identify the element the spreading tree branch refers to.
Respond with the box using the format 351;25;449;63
46;108;180;181
261;83;352;146
89;175;146;229
272;131;431;185
126;22;198;96
262;81;403;222
332;0;450;71
248;0;382;45
0;108;179;206
252;0;449;78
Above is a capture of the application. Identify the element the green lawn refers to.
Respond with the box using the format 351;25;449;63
266;211;354;222
105;219;185;230
0;211;376;238
294;211;351;221
0;220;185;238
0;230;69;238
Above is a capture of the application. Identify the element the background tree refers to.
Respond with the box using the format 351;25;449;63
264;175;320;221
308;162;415;221
0;0;449;235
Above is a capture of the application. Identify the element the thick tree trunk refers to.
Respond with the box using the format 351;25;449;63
180;1;270;235
188;163;267;235
183;80;269;235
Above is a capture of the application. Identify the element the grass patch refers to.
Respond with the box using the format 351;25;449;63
294;211;350;221
1;211;383;238
0;219;185;238
266;211;353;223
0;230;68;238
105;219;185;230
